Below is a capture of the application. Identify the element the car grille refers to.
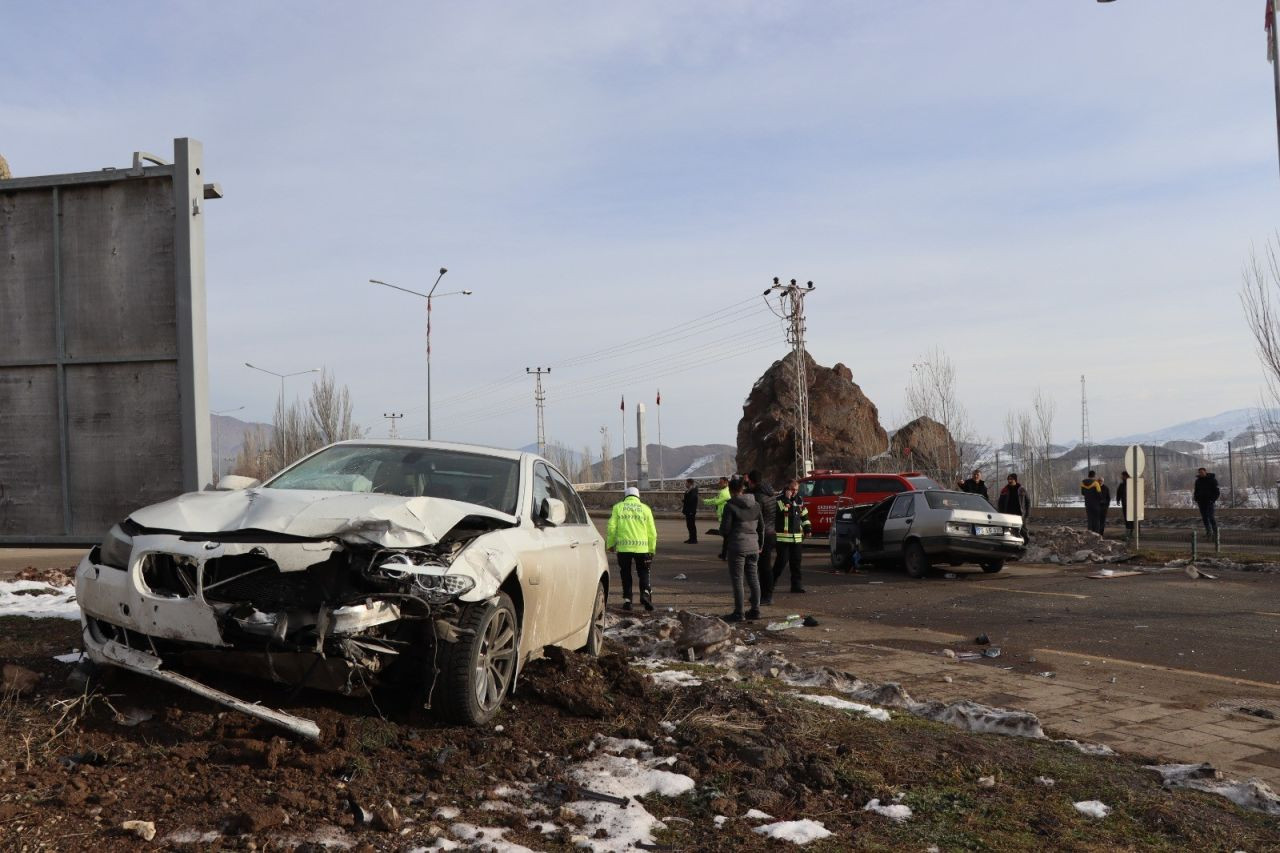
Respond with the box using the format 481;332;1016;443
201;553;343;610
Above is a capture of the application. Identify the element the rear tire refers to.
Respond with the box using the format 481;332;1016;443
981;560;1004;574
830;537;852;572
903;541;930;579
435;593;519;725
578;581;606;656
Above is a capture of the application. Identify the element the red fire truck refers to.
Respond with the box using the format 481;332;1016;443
796;471;942;536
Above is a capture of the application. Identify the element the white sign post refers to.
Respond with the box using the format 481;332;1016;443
1124;445;1146;548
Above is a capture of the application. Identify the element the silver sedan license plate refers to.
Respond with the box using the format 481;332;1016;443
975;525;1002;536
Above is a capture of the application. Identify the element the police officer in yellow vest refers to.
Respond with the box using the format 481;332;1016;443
606;486;658;611
773;479;811;593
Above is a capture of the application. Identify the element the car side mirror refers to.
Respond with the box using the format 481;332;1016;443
216;474;261;491
540;497;567;526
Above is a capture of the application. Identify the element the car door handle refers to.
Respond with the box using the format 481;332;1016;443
569;540;580;548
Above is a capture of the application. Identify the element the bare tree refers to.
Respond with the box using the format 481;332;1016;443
904;348;982;484
1242;238;1280;439
232;369;365;479
1032;388;1057;504
599;427;613;483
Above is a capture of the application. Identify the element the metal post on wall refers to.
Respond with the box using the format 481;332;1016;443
1228;440;1235;508
1151;445;1159;508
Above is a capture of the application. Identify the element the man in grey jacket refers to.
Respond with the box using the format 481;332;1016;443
719;477;764;622
745;470;777;604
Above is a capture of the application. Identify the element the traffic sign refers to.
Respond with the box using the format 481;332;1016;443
1124;444;1146;478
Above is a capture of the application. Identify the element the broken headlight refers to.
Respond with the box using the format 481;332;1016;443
376;555;476;603
98;523;134;570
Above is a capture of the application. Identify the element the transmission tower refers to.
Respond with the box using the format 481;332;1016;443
764;277;817;479
526;367;550;456
1080;375;1092;471
382;412;404;439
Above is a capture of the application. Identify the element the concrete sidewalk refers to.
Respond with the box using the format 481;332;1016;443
653;585;1280;789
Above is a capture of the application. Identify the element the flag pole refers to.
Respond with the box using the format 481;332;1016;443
656;390;663;490
621;395;628;491
1272;0;1280;176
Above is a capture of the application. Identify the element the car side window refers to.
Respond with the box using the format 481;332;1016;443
888;494;915;519
860;477;907;494
547;466;589;525
816;478;846;497
531;462;554;520
798;481;816;498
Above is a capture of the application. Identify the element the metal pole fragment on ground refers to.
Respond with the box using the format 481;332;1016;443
1191;530;1197;562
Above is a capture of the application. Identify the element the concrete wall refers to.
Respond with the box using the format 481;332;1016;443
0;140;213;543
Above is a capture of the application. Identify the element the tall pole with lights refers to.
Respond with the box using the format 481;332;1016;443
370;269;473;439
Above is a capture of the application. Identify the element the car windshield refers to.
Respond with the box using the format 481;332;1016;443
266;445;520;514
907;476;943;490
924;491;994;512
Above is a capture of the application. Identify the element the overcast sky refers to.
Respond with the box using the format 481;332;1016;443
5;2;1279;451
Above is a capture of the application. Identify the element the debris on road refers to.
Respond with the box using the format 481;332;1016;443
1086;569;1143;579
1023;526;1130;564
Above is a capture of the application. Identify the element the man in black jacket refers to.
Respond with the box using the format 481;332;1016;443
1081;470;1105;534
745;470;777;604
960;469;989;502
1116;471;1134;533
1193;468;1220;537
681;478;699;544
997;473;1031;540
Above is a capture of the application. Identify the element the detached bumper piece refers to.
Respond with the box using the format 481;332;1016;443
88;628;321;741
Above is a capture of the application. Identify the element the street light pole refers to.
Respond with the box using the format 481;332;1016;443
369;270;473;439
244;363;321;407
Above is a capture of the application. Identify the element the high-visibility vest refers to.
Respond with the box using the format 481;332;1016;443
606;495;658;553
776;497;810;544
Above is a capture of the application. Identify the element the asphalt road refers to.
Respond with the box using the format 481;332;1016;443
603;518;1280;689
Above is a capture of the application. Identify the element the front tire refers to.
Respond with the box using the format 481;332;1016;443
981;560;1004;574
578;580;606;656
903;541;930;579
436;593;519;725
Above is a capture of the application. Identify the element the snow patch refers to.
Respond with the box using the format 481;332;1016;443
1073;800;1111;819
0;580;80;620
912;699;1045;739
792;692;891;721
447;822;538;852
863;799;913;822
1057;739;1115;756
1146;763;1280;816
649;669;703;688
744;808;773;820
752;819;833;844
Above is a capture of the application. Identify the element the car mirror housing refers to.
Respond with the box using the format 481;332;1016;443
540;497;567;526
216;474;261;491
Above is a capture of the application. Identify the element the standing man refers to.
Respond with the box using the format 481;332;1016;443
606;486;657;612
1098;476;1111;535
719;477;764;622
681;478;700;544
774;479;811;593
998;473;1031;541
960;469;989;502
1116;471;1134;534
745;470;777;605
1193;467;1220;539
1081;470;1104;534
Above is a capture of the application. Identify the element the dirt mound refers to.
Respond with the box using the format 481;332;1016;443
14;566;75;586
1024;525;1130;564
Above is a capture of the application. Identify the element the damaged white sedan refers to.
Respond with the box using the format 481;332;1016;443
75;440;609;738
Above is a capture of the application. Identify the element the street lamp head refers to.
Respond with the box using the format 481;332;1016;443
807;281;814;289
462;289;474;295
439;267;448;275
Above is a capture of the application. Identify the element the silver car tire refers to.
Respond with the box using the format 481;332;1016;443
437;592;519;725
981;560;1004;574
578;580;607;656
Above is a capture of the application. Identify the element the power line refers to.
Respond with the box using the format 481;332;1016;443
764;277;816;479
382;412;404;439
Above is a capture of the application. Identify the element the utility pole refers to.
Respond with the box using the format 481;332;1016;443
764;277;816;479
1080;375;1092;472
526;367;550;456
382;412;404;439
656;390;663;490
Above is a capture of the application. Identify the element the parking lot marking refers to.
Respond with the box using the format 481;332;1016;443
972;585;1088;600
1039;648;1280;691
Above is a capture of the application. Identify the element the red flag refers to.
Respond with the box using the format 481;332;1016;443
656;390;661;406
620;395;625;411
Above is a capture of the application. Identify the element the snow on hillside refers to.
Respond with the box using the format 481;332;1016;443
1105;408;1280;447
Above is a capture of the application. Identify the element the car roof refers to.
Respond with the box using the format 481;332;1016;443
328;438;528;462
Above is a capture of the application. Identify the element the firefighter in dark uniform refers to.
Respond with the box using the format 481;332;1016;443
773;479;811;593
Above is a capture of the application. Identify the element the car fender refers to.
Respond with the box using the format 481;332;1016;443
453;534;520;603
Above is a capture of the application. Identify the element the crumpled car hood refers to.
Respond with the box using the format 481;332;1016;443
128;488;516;548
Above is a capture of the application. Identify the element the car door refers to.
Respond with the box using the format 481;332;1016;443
546;464;601;629
856;498;893;559
520;462;580;647
882;493;917;553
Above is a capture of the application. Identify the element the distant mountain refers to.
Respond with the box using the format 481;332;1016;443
1105;408;1280;447
212;414;273;476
